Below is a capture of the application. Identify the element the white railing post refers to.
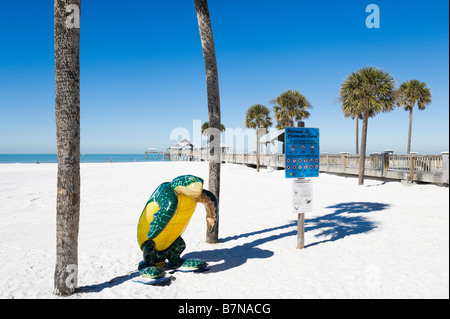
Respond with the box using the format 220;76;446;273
442;152;449;184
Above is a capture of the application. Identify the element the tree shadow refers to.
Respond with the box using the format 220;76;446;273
77;271;148;294
219;221;297;243
305;201;389;248
78;202;388;291
186;202;389;271
366;181;388;187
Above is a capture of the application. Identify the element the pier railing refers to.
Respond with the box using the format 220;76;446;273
164;150;449;185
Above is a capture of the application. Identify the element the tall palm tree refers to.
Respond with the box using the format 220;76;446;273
245;104;272;172
195;0;221;244
339;66;396;185
396;79;432;154
273;90;312;129
54;0;81;296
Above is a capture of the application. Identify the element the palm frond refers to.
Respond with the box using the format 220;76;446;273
397;79;432;111
272;90;312;129
245;104;272;129
339;66;396;117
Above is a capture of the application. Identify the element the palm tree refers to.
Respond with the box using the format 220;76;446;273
352;114;361;155
54;0;81;296
201;121;226;135
195;0;221;244
339;66;396;185
342;111;363;154
273;90;312;129
396;79;432;154
245;104;272;172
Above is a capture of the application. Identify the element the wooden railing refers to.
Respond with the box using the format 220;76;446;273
164;150;449;185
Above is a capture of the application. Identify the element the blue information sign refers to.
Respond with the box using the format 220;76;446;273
285;127;320;178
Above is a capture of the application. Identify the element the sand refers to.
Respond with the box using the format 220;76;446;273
0;161;448;299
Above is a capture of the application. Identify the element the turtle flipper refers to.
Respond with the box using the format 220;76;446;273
146;183;178;240
164;237;207;271
179;259;208;271
195;189;218;233
140;266;165;279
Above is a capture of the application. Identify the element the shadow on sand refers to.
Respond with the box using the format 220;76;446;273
183;222;298;274
305;201;389;248
184;201;389;273
79;201;389;292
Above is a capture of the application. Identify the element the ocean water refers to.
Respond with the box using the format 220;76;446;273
0;154;167;164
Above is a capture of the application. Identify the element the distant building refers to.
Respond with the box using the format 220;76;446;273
168;139;194;151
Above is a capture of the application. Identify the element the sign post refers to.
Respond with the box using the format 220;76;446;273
292;178;313;249
285;126;320;249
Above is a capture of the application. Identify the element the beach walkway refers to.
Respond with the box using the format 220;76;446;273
165;151;449;186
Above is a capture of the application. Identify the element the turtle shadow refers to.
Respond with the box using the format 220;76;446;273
183;222;297;274
182;235;288;274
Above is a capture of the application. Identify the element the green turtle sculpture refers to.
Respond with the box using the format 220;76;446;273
136;175;218;282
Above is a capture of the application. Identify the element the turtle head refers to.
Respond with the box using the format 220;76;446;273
171;175;204;198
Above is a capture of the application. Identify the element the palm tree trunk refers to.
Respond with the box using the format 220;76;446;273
195;0;221;244
355;118;359;154
407;108;413;154
54;0;81;296
358;113;369;185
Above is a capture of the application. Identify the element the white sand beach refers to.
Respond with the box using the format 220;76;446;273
0;161;448;299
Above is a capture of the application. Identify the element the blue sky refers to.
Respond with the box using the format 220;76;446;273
0;0;448;154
